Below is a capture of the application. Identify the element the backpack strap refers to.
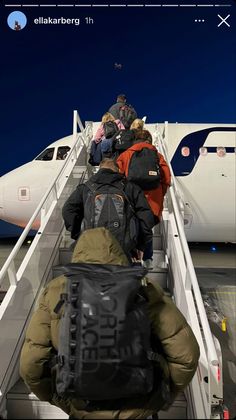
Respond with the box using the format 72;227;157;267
119;179;140;219
85;180;98;193
118;180;135;212
54;293;68;314
85;178;135;215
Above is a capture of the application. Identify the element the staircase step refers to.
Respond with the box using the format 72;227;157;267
0;290;6;304
7;380;68;419
72;165;87;175
153;223;160;234
158;393;187;419
59;247;76;265
75;146;88;166
147;267;168;290
152;249;166;267
7;380;186;419
153;233;162;250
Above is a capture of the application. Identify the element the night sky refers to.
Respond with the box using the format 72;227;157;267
0;0;235;236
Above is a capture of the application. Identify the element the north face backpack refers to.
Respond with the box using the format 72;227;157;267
119;105;137;129
112;129;136;154
82;180;138;254
127;148;161;190
103;121;119;139
55;263;154;401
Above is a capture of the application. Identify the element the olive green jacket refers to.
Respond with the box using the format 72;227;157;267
20;228;200;419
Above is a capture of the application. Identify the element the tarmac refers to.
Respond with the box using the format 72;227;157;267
190;243;236;419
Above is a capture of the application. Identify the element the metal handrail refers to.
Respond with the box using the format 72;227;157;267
0;111;88;286
169;186;218;363
154;126;219;366
154;123;175;189
155;123;185;216
153;125;224;418
0;111;92;411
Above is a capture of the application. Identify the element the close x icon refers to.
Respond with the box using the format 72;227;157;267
217;14;230;27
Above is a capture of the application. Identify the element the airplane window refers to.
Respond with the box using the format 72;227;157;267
217;147;226;157
199;147;208;156
35;148;55;161
181;146;190;157
56;146;70;160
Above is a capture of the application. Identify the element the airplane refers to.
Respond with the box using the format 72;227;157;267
154;123;236;243
0;123;235;242
0;135;72;229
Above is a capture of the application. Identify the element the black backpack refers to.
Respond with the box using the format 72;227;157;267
119;105;137;129
103;121;119;139
127;148;161;190
112;129;136;154
55;263;154;401
82;180;138;254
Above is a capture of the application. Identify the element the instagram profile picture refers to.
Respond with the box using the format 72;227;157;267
7;11;27;31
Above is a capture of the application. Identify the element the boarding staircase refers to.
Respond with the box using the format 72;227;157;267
0;112;226;419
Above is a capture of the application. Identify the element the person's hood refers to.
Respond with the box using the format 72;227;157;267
90;168;124;185
129;142;157;152
71;227;129;265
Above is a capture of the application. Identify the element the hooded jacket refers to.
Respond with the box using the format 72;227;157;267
20;228;200;420
116;142;171;220
109;102;137;122
62;168;155;252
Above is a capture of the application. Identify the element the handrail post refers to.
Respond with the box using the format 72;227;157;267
76;112;85;133
154;125;185;221
53;183;58;201
77;113;90;149
164;120;168;145
40;207;46;229
73;147;77;162
73;110;78;143
8;261;17;286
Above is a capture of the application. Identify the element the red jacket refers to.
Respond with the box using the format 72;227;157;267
116;142;171;220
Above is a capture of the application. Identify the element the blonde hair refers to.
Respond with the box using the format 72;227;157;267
130;118;144;131
101;112;116;124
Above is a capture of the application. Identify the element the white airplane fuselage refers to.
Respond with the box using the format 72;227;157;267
164;124;235;242
0;125;235;242
0;135;73;229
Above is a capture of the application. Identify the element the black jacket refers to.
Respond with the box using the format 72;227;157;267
62;169;154;251
109;101;137;121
